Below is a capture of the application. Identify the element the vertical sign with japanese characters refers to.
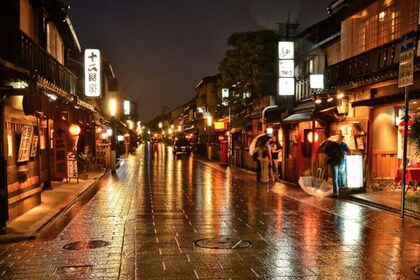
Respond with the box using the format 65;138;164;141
53;121;68;178
278;41;295;96
17;125;33;162
84;49;101;98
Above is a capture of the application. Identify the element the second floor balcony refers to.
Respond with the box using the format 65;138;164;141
326;32;420;91
0;14;77;96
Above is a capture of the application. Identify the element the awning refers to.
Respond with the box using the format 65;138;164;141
23;94;93;126
281;111;313;123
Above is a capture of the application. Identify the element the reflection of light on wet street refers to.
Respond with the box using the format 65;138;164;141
10;143;417;279
340;203;363;245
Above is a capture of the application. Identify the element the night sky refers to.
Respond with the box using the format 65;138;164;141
65;0;333;122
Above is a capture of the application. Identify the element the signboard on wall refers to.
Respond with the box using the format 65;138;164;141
17;125;33;162
338;124;356;150
30;135;38;157
53;121;68;178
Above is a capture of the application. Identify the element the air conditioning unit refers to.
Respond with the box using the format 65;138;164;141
337;98;349;114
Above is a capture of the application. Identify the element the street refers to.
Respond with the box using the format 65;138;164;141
0;142;419;279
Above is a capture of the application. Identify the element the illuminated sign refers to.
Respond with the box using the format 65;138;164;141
278;41;294;96
278;42;294;59
124;100;130;115
279;60;294;77
278;78;294;96
310;74;324;89
346;155;363;188
84;49;101;97
214;121;227;130
222;88;229;106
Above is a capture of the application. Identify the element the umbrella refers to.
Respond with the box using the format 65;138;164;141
249;134;272;156
298;176;333;197
327;135;344;144
317;135;343;154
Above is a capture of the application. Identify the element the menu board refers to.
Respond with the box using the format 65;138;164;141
67;153;78;179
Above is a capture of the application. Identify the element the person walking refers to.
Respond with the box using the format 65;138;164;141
253;149;261;183
338;138;349;189
257;138;272;183
270;135;282;181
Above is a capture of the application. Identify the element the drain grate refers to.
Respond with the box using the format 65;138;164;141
63;240;110;250
412;265;420;276
195;237;252;249
53;265;91;275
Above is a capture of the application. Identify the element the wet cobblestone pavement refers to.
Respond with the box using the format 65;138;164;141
0;143;419;279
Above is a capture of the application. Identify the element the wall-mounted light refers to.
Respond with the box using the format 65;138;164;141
337;92;345;99
109;98;117;116
123;100;130;115
69;124;81;136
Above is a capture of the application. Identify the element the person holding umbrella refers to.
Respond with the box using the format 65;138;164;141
325;134;349;196
270;134;282;181
250;134;272;183
255;135;272;183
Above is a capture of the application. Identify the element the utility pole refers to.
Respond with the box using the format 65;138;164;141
277;11;299;40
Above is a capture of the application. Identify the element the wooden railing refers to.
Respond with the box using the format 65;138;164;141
0;14;76;95
327;37;406;89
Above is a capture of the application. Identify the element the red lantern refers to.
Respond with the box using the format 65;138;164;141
218;135;225;141
398;120;413;134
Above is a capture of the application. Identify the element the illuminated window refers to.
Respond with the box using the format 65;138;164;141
342;0;417;60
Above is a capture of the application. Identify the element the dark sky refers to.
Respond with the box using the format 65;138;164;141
65;0;333;122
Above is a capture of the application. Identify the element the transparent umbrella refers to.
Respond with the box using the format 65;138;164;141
298;176;333;197
249;134;271;156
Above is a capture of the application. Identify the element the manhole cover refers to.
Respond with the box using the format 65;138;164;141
53;265;91;275
412;265;420;276
195;237;252;249
63;240;110;250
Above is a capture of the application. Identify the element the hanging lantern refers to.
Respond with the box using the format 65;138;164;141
69;124;81;136
307;131;319;143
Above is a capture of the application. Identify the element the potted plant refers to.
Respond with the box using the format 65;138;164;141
78;146;94;172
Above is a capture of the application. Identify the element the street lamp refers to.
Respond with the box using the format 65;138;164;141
68;124;81;183
206;114;213;160
262;105;278;133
